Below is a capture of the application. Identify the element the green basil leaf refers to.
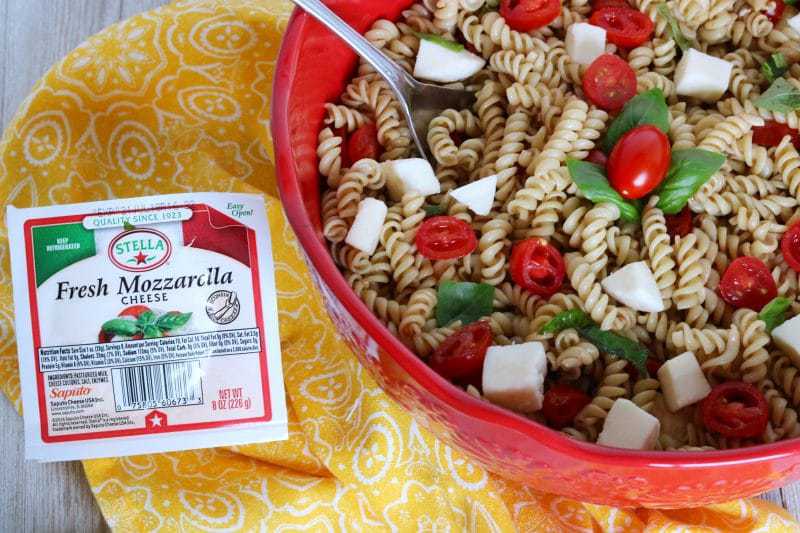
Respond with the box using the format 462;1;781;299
416;32;464;52
656;148;726;215
540;309;593;334
578;326;649;374
761;53;789;84
566;159;642;223
143;325;162;339
436;281;494;327
156;312;192;332
656;4;691;52
758;297;792;333
755;78;800;113
600;89;670;153
786;0;796;6
101;318;139;337
423;204;445;217
136;310;156;327
123;221;136;231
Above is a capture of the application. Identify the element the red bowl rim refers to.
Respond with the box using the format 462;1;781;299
271;7;800;469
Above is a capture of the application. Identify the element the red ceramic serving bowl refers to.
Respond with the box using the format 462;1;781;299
271;0;800;507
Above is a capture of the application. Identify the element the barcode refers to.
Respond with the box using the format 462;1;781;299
112;362;203;411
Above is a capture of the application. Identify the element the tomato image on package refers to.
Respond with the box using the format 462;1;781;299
7;193;287;461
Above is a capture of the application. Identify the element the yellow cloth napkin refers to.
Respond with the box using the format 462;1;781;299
0;0;798;530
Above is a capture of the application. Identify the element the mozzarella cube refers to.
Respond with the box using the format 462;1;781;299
788;14;800;35
601;261;666;313
566;23;607;66
345;198;387;255
482;342;547;413
772;315;800;368
448;174;497;216
675;49;733;101
383;158;440;201
597;399;660;450
414;38;486;83
658;351;712;412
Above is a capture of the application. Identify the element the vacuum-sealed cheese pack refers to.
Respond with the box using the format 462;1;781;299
7;193;287;461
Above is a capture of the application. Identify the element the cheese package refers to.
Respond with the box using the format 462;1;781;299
7;193;287;461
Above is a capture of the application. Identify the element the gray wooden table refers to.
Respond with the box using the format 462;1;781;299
0;0;799;530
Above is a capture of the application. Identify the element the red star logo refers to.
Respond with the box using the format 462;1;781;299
134;251;148;264
145;410;167;429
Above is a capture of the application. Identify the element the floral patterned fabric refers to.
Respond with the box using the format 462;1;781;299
0;0;798;530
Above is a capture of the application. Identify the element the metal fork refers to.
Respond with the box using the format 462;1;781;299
291;0;476;162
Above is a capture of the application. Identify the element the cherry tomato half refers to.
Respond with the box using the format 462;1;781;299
607;125;671;200
429;321;493;383
500;0;561;31
719;256;778;311
664;206;693;238
590;7;654;48
752;120;800;150
542;384;591;428
415;216;477;260
701;382;769;438
646;356;663;377
586;149;608;166
765;0;785;23
592;0;631;9
510;238;566;297
118;305;151;319
582;54;637;112
781;222;800;273
346;123;381;164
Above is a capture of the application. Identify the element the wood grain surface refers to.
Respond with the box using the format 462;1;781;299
0;0;797;530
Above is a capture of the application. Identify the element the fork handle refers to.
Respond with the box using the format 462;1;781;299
291;0;414;96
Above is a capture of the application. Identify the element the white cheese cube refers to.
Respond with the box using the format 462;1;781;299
566;23;607;66
772;314;800;368
344;198;387;255
448;174;497;216
414;38;486;83
597;399;660;450
383;158;441;201
601;261;666;313
675;48;733;102
482;342;547;413
788;14;800;35
657;351;712;412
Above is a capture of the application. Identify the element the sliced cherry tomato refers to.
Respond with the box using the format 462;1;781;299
701;382;769;438
592;0;630;8
664;206;693;238
607;125;671;200
346;123;381;164
781;222;800;273
590;7;654;48
500;0;561;31
542;384;591;428
765;0;785;23
582;54;637;112
429;321;493;383
415;216;477;260
118;305;151;319
646;356;663;376
510;238;566;297
586;149;608;166
752;120;800;150
719;256;778;311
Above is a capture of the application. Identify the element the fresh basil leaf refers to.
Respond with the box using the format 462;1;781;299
123;221;136;231
423;204;445;217
755;78;800;113
540;309;593;334
600;89;670;153
758;297;792;333
416;32;464;52
156;312;192;332
143;325;162;339
436;281;494;327
761;53;789;84
656;4;691;52
578;326;649;374
786;0;796;5
101;318;139;337
566;159;642;223
656;148;726;215
136;310;156;327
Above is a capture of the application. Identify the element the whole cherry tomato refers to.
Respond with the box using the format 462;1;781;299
429;321;493;383
589;7;654;48
542;384;591;428
752;120;800;150
500;0;561;31
510;239;566;297
582;54;637;112
586;149;609;166
415;216;478;260
701;382;769;438
781;222;800;273
719;256;778;311
765;0;785;23
607;125;671;199
346;123;382;163
664;206;693;238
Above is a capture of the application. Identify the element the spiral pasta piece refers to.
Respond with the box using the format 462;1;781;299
734;309;770;384
576;356;632;430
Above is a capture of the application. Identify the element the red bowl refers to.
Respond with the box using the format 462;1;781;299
271;1;800;507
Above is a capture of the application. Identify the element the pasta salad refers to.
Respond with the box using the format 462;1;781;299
317;0;800;451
